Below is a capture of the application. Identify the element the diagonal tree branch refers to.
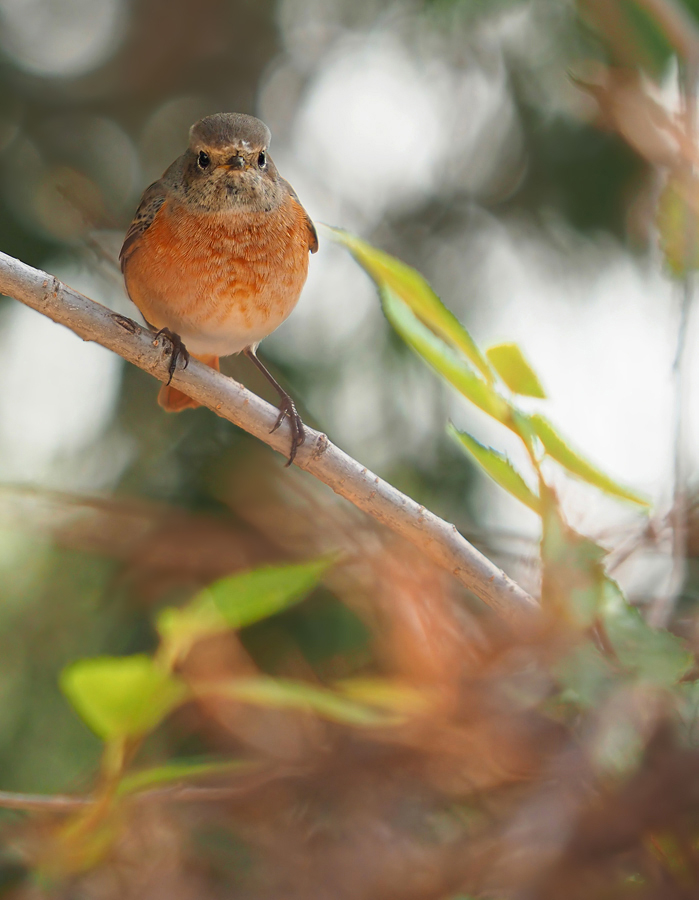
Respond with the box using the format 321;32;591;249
0;250;537;620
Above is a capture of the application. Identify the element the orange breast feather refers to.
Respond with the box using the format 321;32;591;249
123;194;311;358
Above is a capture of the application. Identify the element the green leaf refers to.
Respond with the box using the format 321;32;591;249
485;342;546;398
381;287;510;422
553;641;617;708
529;414;649;507
60;655;187;740
158;557;334;662
326;226;494;382
540;491;607;628
553;575;692;697
117;758;257;796
448;423;540;512
201;677;399;726
601;578;693;687
210;557;334;628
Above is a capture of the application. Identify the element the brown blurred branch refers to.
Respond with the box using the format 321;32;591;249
0;767;306;812
0;791;91;812
0;251;537;620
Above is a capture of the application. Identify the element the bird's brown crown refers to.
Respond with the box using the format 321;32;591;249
189;113;271;155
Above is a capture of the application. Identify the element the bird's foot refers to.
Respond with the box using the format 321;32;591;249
271;394;306;466
154;328;190;385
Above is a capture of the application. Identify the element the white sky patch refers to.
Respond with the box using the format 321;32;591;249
445;54;522;197
0;0;126;78
0;263;123;483
291;29;520;222
294;34;450;219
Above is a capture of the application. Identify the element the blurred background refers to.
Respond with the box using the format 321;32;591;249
1;0;699;895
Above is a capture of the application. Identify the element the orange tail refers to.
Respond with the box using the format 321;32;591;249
158;355;220;412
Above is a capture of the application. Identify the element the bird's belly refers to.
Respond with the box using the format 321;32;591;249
123;203;310;358
138;276;304;357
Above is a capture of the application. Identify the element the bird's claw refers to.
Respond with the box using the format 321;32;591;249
272;395;305;466
154;328;190;385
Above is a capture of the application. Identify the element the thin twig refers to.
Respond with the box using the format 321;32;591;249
649;281;693;627
0;791;91;812
649;47;698;627
0;788;234;812
0;251;537;620
0;762;314;813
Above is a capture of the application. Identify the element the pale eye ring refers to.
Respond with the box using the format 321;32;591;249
257;151;267;169
197;150;210;170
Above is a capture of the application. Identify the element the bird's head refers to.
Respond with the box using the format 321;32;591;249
176;112;282;212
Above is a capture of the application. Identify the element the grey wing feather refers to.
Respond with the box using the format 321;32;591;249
119;181;168;272
281;178;318;253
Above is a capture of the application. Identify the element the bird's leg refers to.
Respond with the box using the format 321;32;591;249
244;347;305;466
153;327;190;385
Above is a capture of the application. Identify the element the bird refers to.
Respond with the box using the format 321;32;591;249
119;112;318;465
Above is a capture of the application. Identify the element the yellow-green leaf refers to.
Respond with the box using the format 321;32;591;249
209;557;334;628
60;656;187;740
382;287;510;423
530;414;649;507
448;423;540;512
200;677;399;726
485;342;546;398
326;226;494;382
158;557;334;663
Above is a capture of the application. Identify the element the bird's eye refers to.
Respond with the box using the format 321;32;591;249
257;151;267;169
197;151;210;170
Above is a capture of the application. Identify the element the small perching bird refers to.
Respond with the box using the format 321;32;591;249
120;112;318;464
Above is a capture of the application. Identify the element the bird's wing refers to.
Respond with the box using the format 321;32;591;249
119;181;168;272
281;178;319;254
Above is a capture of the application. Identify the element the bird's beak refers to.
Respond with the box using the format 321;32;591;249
219;156;249;171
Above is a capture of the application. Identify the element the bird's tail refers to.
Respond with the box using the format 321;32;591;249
158;355;220;412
